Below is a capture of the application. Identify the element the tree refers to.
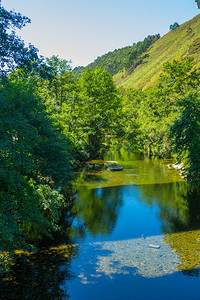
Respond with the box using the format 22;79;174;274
79;68;122;153
45;56;74;106
121;58;200;157
0;5;74;272
0;75;72;272
169;22;179;31
39;56;90;162
121;88;145;151
170;94;200;185
0;4;39;75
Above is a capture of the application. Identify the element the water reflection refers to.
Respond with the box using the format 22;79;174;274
0;245;77;300
139;183;200;235
74;148;200;239
2;147;200;299
138;182;189;234
73;181;200;241
72;186;123;237
71;147;200;285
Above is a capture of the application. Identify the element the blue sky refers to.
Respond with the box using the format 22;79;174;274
2;0;200;67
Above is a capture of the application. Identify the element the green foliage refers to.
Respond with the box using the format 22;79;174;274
78;68;122;153
0;76;72;185
0;76;72;272
158;57;199;97
45;55;74;106
122;57;200;160
37;185;66;229
43;61;122;159
40;56;91;162
121;88;145;151
0;4;39;75
169;22;180;31
0;4;124;273
170;94;200;185
120;55;200;186
2;0;200;276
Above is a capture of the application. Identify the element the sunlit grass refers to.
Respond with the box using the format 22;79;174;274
114;14;200;89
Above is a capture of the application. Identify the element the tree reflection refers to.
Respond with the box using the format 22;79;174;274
138;182;190;234
182;269;200;278
0;245;77;299
140;183;200;234
72;186;123;236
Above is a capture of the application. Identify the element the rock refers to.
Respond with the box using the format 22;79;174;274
178;163;184;170
172;163;183;170
148;244;160;249
104;161;123;171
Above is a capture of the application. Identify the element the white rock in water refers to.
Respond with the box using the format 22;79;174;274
148;244;160;249
172;163;183;170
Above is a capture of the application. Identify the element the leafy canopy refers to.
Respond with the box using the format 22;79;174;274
0;4;39;75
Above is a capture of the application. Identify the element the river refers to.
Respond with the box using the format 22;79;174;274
1;148;200;299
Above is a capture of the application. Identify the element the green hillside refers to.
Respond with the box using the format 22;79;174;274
73;34;160;78
114;14;200;89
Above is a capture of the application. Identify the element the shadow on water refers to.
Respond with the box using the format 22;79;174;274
0;245;78;300
76;172;108;184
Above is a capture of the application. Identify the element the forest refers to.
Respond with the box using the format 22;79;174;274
1;5;200;272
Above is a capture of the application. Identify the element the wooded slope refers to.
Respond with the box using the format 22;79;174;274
114;14;200;89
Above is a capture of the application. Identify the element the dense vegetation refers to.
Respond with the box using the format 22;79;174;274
0;7;74;272
73;34;160;77
121;57;200;165
0;5;122;272
1;4;200;274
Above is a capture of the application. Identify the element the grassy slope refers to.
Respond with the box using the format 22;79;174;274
114;14;200;89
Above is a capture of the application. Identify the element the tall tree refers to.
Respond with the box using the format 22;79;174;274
0;75;73;271
79;68;122;153
0;4;39;75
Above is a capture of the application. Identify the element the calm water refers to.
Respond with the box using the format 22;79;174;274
1;149;200;299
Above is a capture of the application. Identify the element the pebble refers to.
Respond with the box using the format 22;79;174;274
148;244;160;249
